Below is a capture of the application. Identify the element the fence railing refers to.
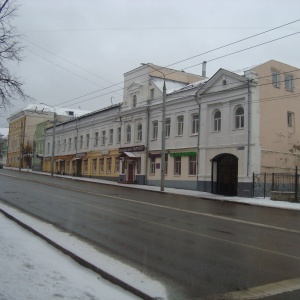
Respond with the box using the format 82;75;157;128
253;167;299;202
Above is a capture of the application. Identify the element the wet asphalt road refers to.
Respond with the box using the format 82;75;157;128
1;169;300;299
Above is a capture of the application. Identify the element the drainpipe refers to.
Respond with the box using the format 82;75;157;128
247;79;251;177
194;94;201;190
145;102;150;184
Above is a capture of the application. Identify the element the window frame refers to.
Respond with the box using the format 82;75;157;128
272;71;280;88
165;118;171;138
192;114;199;135
101;130;106;146
152;120;158;140
126;125;131;143
137;124;142;142
109;129;114;145
213;110;221;132
285;74;294;92
235;106;244;130
189;156;197;176
174;156;181;175
177;115;184;136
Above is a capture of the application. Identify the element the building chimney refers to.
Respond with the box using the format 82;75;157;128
202;61;207;77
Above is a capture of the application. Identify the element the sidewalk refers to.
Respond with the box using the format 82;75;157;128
6;167;300;211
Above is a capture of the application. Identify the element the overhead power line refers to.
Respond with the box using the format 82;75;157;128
59;31;300;108
25;18;300;109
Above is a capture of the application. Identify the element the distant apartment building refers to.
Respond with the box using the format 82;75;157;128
7;104;88;169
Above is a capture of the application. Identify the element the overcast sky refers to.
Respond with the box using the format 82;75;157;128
1;0;300;132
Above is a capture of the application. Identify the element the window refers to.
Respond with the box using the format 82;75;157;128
94;132;99;147
117;127;121;144
126;125;131;143
74;137;77;150
177;116;184;136
165;154;168;175
285;75;294;91
106;158;111;174
174;157;181;175
63;139;66;152
272;72;280;88
68;138;72;150
137;158;141;174
214;111;221;132
165;118;171;138
150;88;154;99
192;114;199;134
109;129;113;144
137;124;142;141
99;158;104;173
47;142;50;154
189;156;197;175
235;107;244;129
150;157;155;174
86;134;90;148
83;160;88;174
287;112;294;127
133;95;137;107
153;121;158;140
115;159;120;174
57;140;61;152
92;159;97;174
79;135;83;149
102;131;106;145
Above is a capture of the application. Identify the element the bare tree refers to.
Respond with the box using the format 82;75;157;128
0;0;31;109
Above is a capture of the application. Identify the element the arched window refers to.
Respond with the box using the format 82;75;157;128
126;125;131;143
133;95;137;107
214;110;221;132
137;124;142;141
235;107;244;129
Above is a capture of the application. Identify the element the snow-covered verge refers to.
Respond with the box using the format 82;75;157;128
0;202;167;300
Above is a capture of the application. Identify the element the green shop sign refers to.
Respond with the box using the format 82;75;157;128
170;152;196;157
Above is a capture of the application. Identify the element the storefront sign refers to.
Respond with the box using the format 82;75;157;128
119;145;145;153
170;152;196;157
76;152;87;158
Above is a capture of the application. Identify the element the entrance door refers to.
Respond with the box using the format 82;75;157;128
212;154;238;196
127;162;134;182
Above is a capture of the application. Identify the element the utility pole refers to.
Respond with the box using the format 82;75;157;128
144;63;166;191
51;112;57;176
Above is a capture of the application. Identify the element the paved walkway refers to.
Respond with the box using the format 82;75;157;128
5;167;300;211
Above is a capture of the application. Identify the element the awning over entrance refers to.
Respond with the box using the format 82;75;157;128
55;159;65;162
117;152;137;159
72;157;81;161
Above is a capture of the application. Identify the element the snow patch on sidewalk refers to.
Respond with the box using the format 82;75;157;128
0;202;168;300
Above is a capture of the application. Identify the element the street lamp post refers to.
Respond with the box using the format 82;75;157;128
145;64;166;191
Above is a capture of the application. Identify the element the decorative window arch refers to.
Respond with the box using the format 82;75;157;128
126;125;131;143
235;106;244;129
213;110;221;132
137;123;142;141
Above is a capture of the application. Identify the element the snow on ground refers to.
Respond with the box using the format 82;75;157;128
0;202;167;300
0;210;141;300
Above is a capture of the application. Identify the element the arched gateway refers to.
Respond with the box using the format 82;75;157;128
211;154;238;196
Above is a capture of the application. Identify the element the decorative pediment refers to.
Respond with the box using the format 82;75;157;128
127;82;143;94
197;69;248;96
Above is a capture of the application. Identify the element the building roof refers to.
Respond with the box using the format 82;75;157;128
8;104;91;119
151;77;189;94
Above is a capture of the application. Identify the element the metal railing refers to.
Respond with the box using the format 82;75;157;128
253;167;299;202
